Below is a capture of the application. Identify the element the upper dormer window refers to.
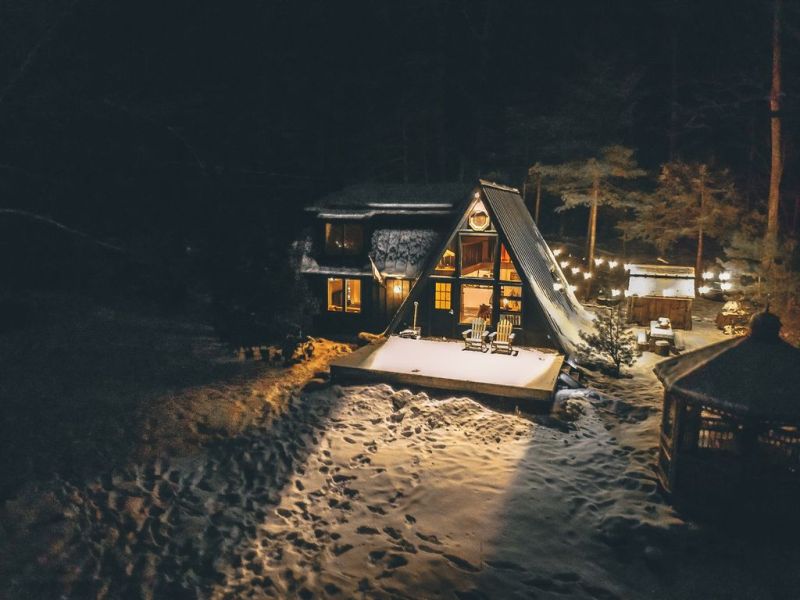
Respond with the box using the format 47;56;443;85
467;200;491;231
325;223;363;255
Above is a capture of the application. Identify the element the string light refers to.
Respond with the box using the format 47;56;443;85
611;288;621;297
624;263;632;271
608;260;618;269
560;260;569;269
702;271;714;280
568;284;578;293
553;283;563;291
720;282;732;291
583;272;592;280
553;248;562;257
571;267;580;275
719;272;731;281
594;257;604;266
698;285;710;295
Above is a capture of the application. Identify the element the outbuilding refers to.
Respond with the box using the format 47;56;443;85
626;264;695;329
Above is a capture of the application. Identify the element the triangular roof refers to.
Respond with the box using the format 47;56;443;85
654;319;800;420
384;180;594;356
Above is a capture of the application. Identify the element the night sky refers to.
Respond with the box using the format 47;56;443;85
0;0;797;286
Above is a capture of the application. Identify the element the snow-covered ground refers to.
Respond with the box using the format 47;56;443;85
3;300;800;599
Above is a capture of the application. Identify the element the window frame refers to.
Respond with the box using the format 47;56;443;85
327;277;362;313
434;282;452;310
324;222;364;256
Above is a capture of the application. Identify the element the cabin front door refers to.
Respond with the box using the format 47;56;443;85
428;280;457;338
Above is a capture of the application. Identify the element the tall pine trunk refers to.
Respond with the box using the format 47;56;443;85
695;172;706;291
585;174;599;300
764;0;783;269
587;176;599;273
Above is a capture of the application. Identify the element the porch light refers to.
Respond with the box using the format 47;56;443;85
702;271;714;280
698;285;711;295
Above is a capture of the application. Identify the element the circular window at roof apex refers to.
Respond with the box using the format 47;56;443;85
468;208;490;231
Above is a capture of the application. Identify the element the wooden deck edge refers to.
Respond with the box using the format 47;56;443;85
330;362;556;404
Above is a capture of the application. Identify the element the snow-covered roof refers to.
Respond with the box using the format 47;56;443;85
480;181;595;356
370;229;441;278
298;228;441;279
308;182;470;214
654;313;800;420
628;264;695;278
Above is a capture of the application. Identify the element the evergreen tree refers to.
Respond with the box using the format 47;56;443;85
620;161;740;288
720;211;799;336
577;304;637;377
537;146;646;282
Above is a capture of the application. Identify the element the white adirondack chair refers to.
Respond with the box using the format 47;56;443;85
489;319;516;354
462;317;488;351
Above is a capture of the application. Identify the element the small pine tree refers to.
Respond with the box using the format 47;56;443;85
577;305;637;377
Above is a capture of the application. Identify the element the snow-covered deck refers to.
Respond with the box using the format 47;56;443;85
330;336;564;406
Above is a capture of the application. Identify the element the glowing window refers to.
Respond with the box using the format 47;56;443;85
499;244;520;281
460;235;496;278
325;223;363;255
434;282;452;310
460;284;493;324
499;284;522;326
467;200;491;231
434;240;456;275
327;278;361;313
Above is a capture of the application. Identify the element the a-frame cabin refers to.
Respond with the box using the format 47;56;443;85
384;180;593;357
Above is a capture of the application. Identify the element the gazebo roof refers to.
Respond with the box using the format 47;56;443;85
654;312;800;421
